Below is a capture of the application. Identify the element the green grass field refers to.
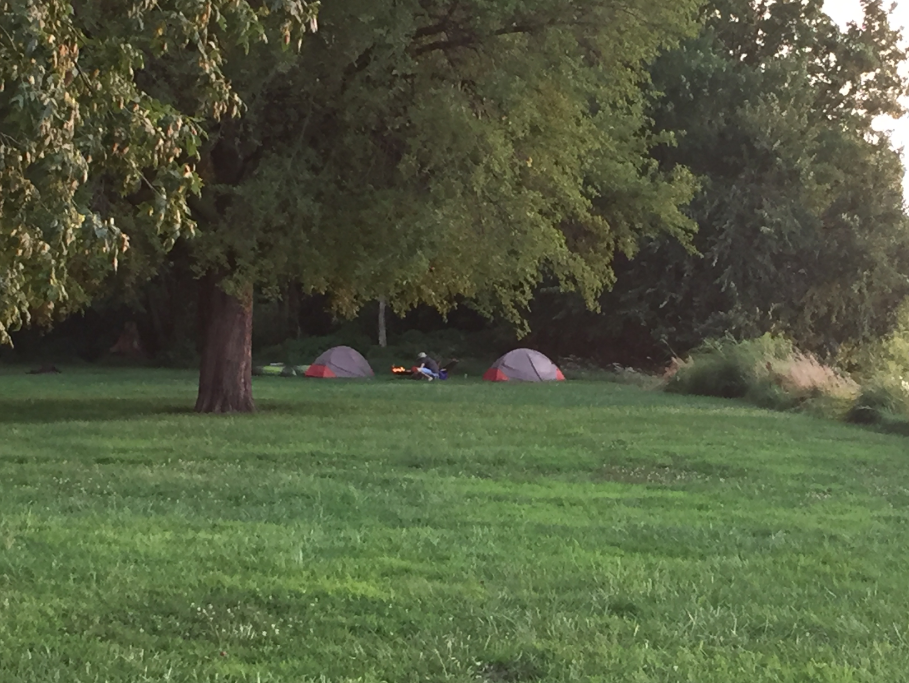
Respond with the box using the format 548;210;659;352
2;368;908;682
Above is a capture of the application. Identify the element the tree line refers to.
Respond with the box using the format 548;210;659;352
2;0;907;411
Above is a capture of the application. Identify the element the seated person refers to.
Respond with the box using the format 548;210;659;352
415;352;440;380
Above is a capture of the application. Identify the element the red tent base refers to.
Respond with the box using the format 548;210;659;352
482;368;509;382
304;364;337;378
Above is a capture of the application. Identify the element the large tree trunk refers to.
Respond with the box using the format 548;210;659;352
195;276;255;414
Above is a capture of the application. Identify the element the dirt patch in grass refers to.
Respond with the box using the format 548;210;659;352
593;455;747;485
478;655;549;682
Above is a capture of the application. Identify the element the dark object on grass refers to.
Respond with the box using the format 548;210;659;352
27;364;61;375
846;405;880;424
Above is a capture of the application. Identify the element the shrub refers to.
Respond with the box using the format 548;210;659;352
847;379;909;425
666;335;858;412
666;335;790;399
667;351;751;398
842;298;909;382
834;299;909;428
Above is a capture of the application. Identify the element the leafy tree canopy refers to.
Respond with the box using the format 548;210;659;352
3;0;702;410
592;0;909;357
176;0;701;327
0;0;317;344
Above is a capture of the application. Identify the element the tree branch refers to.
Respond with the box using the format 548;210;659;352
411;21;547;57
413;0;461;39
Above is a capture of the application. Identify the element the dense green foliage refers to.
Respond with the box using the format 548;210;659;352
842;302;909;426
638;0;909;350
0;0;317;344
532;0;909;363
3;370;909;681
665;335;865;416
848;380;909;427
183;0;700;322
847;300;909;382
5;0;909;383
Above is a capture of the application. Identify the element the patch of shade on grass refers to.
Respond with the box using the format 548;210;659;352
0;367;907;682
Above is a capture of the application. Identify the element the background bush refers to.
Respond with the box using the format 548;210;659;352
847;380;909;426
666;335;858;415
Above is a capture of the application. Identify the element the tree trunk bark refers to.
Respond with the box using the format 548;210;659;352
378;297;387;348
286;283;302;339
195;276;255;414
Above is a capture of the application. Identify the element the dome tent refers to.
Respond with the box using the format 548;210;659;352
305;346;374;378
483;348;565;382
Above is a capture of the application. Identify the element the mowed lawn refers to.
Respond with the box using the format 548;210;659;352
1;369;908;682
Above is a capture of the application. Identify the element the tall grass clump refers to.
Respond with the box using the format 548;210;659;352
666;335;857;414
844;300;909;426
847;379;909;425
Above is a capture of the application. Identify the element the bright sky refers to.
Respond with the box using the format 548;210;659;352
823;0;909;199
